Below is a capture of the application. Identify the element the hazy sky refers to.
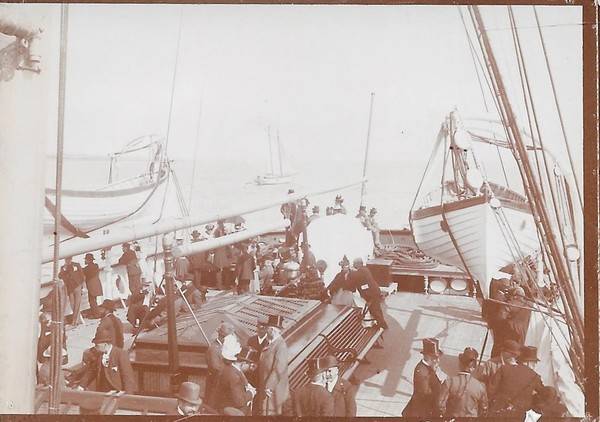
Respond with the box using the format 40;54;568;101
51;4;581;176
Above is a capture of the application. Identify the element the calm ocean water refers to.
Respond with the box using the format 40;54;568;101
46;156;425;230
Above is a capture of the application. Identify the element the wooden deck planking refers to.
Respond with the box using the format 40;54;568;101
351;292;489;417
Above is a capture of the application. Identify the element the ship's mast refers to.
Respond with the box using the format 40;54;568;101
49;4;70;413
468;5;584;384
267;125;274;175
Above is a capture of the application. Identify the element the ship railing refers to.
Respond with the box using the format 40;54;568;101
34;386;178;415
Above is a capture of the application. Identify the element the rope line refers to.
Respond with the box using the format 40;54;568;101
532;6;583;211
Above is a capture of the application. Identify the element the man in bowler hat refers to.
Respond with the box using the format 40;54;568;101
438;347;488;417
323;355;357;417
83;253;103;314
172;381;217;416
402;338;445;418
59;256;85;326
488;345;544;418
77;327;135;394
293;357;334;417
97;299;124;348
474;339;522;392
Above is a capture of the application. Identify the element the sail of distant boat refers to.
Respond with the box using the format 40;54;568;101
255;127;296;185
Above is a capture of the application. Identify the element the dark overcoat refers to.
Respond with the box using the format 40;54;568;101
402;360;442;418
293;383;334;417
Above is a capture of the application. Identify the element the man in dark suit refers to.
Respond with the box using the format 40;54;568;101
324;355;357;417
214;344;256;415
257;315;290;415
328;255;354;306
118;242;142;295
402;338;445;418
350;257;388;329
77;328;136;394
247;317;269;357
97;299;124;348
505;287;532;345
205;322;235;407
83;253;103;314
474;339;521;392
246;317;267;413
438;347;488;417
171;381;218;416
488;346;545;418
294;357;334;417
59;256;85;326
235;244;256;294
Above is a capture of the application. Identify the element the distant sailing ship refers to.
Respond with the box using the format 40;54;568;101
255;127;296;185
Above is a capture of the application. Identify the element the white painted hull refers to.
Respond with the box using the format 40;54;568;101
410;195;539;296
43;173;169;237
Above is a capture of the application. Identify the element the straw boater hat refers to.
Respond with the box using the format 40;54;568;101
420;338;443;357
176;382;202;405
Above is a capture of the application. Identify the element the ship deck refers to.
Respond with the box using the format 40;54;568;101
56;290;488;416
353;291;489;417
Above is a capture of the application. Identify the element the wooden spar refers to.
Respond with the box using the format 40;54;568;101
42;179;365;263
161;235;179;375
0;5;59;413
469;6;584;381
360;93;375;206
172;219;291;258
49;4;69;414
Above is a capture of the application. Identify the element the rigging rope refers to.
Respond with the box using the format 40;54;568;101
508;7;573;275
507;8;548;205
508;9;585;353
188;96;204;213
409;123;446;213
164;7;184;155
468;6;584;382
458;6;490;114
532;6;583;211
